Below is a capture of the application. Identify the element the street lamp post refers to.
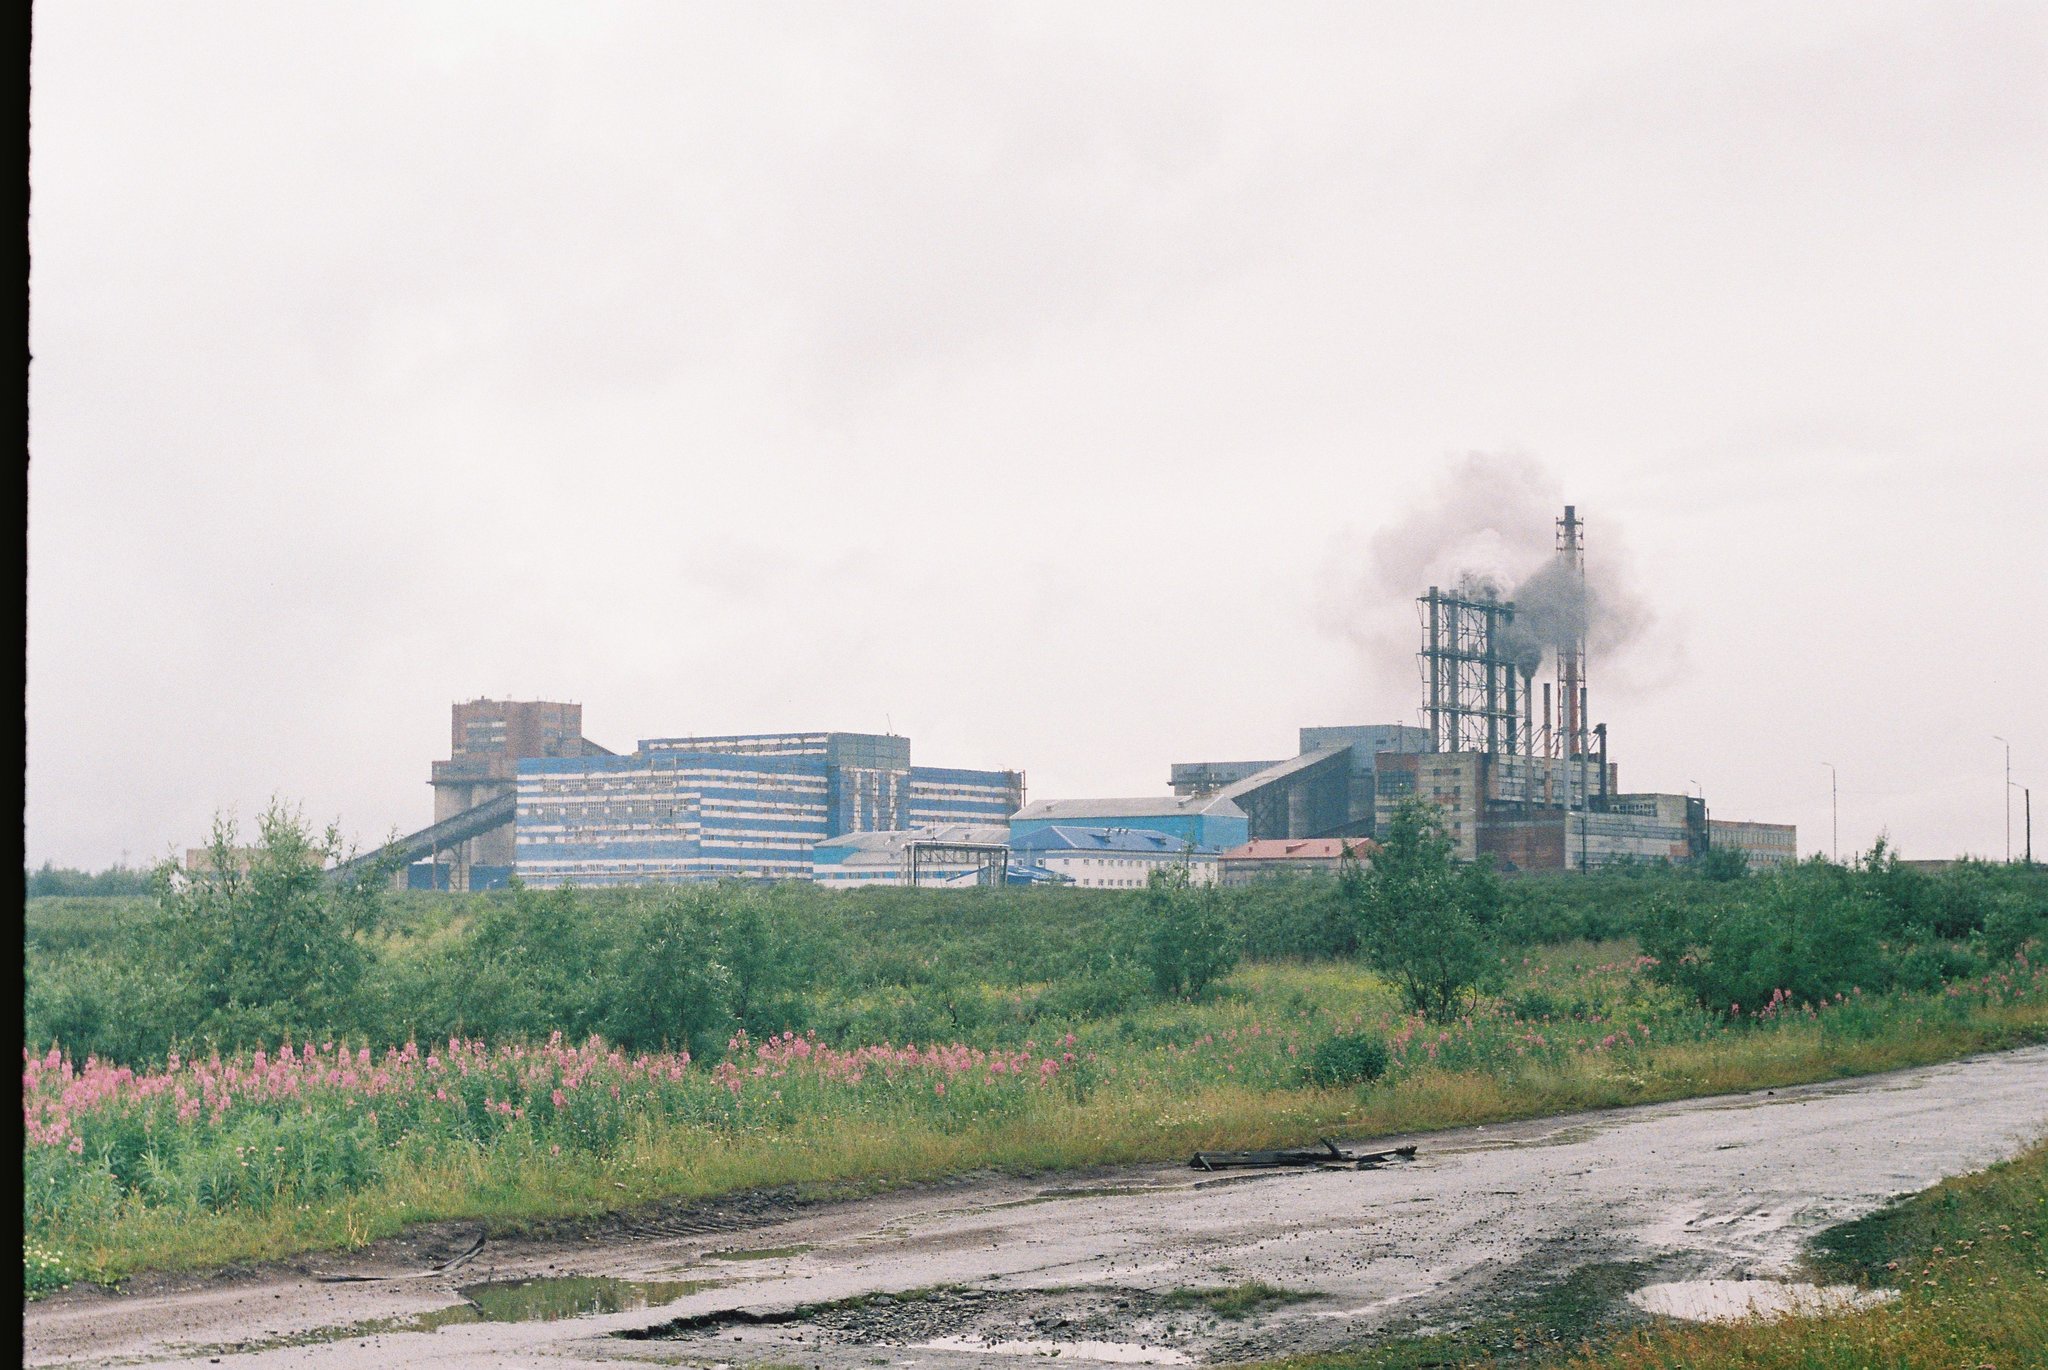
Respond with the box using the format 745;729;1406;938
1821;762;1838;863
1993;736;2011;863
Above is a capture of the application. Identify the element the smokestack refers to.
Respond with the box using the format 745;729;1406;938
1556;505;1584;768
1524;668;1534;759
1596;722;1609;808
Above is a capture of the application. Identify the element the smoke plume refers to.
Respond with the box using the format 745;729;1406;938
1319;452;1667;708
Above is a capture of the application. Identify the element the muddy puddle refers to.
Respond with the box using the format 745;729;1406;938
185;1275;729;1355
704;1243;812;1261
457;1274;721;1322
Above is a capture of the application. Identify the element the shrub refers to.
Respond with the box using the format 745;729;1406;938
1980;894;2047;963
1352;802;1502;1021
1140;869;1237;1000
1693;846;1750;882
1037;964;1150;1020
1642;865;1893;1013
1305;1032;1390;1087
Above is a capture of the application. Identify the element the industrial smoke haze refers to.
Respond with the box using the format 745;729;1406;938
1324;452;1666;702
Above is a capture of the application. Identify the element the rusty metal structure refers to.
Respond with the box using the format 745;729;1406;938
1419;587;1530;759
903;838;1010;889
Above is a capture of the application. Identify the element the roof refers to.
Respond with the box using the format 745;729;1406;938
1006;862;1072;885
1213;746;1350;801
1011;794;1246;822
1011;826;1219;856
812;825;1009;866
1221;838;1377;862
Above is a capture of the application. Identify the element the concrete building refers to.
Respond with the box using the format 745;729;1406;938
514;732;1023;888
427;699;611;890
1172;724;1430;840
1218;837;1375;886
1576;794;1706;866
1008;826;1219;888
1708;819;1799;869
1009;794;1248;852
1376;751;1628;864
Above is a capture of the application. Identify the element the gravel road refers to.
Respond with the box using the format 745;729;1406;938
26;1044;2048;1369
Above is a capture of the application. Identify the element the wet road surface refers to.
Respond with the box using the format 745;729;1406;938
26;1045;2048;1368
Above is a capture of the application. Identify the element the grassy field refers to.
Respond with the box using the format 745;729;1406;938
22;841;2048;1295
24;940;2047;1291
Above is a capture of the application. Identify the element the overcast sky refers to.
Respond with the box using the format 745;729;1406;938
27;2;2048;869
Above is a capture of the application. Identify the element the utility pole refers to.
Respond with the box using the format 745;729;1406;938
2027;787;2033;866
1994;736;2012;862
1821;762;1838;863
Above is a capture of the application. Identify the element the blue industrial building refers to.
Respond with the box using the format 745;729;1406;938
515;732;1023;887
1008;794;1249;852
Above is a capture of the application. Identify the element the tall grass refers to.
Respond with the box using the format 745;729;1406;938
24;949;2046;1288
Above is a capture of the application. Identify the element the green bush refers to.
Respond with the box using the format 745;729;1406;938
1642;864;1894;1014
1305;1032;1390;1087
1980;894;2048;963
1508;988;1562;1020
1139;869;1237;1000
1352;802;1503;1021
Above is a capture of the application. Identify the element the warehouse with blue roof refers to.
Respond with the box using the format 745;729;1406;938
1009;825;1220;888
1008;793;1248;852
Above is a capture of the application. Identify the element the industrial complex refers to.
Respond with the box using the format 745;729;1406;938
341;505;1792;891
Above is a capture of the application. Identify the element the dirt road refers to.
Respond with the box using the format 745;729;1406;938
27;1045;2048;1368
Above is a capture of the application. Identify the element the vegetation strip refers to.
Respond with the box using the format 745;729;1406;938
22;809;2048;1297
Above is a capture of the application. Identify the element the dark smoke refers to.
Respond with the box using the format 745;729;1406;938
1321;452;1667;704
1498;559;1592;676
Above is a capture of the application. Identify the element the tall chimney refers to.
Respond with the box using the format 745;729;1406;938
1556;504;1586;764
1596;722;1610;807
1542;682;1553;760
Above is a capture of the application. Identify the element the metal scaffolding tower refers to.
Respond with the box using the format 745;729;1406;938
1419;586;1528;757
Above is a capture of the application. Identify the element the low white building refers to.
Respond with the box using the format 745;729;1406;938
1007;826;1219;889
810;824;1015;889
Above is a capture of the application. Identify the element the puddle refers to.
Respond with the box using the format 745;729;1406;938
914;1336;1192;1363
170;1278;724;1356
436;1275;721;1325
1628;1280;1898;1323
705;1244;813;1261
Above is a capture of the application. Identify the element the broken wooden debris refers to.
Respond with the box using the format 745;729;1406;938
313;1230;486;1282
1187;1139;1417;1172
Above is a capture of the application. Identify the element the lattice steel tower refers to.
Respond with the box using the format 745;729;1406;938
1419;585;1529;756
